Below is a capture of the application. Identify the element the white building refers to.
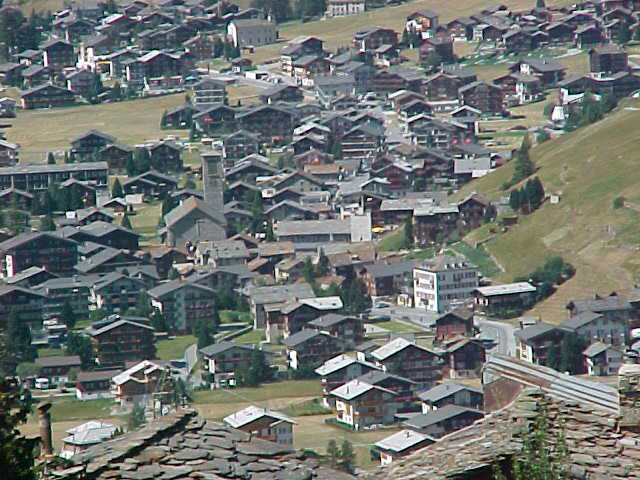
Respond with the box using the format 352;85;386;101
60;421;117;459
325;0;365;17
413;255;479;312
374;429;435;466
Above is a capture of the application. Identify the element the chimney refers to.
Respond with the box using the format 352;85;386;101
37;402;53;457
619;364;640;432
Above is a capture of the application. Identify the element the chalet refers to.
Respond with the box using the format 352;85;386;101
237;105;296;144
224;157;280;184
510;56;566;87
87;317;156;367
191;77;227;106
245;282;315;329
424;72;464;101
41;38;75;71
222;131;260;162
280;36;325;75
371;337;442;385
80;221;140;250
375;430;436;466
514;322;565;365
308;313;365;347
90;272;147;313
545;21;576;43
440;337;486;379
412;204;459;246
559;310;627;346
163;196;226;246
265;200;318;221
75;369;120;400
193;104;237;133
373;68;423;93
111;360;166;406
71;130;116;161
122;170;178;196
360;260;415;298
35;355;82;385
147;141;182;172
590;44;628;74
60;421;118;459
402;404;484;438
357;369;422;411
259;84;304;104
0;232;78;277
272;170;325;193
0;284;45;328
447;17;477;41
473;282;537;314
575;24;604;48
406;10;439;38
458;81;504;115
352;27;398;53
21;84;75;109
99;144;134;171
224;406;296;445
149;280;216;332
283;329;347;370
0;187;32;209
582;342;623;376
200;342;271;387
0;63;25;86
227;18;276;48
418;382;483;412
74;247;144;275
315;354;381;407
420;37;455;65
329;378;399;430
434;308;474;343
66;69;97;97
340;125;384;163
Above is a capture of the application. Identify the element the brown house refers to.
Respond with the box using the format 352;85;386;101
434;308;475;343
87;317;156;367
589;44;628;74
371;337;443;385
21;83;75;109
458;81;504;115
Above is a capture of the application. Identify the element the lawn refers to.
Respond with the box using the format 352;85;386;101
155;334;196;360
192;380;321;406
281;398;331;416
33;398;116;423
450;241;501;278
219;310;252;324
233;328;266;344
7;94;186;164
376;320;425;333
37;347;64;357
377;226;405;251
130;202;162;242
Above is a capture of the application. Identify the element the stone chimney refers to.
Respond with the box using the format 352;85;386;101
37;402;53;456
619;364;640;432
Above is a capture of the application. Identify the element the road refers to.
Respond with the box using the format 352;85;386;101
475;317;517;357
370;306;440;328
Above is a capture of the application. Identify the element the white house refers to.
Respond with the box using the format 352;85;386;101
224;405;296;445
413;255;479;312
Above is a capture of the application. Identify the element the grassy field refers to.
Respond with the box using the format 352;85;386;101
456;99;640;323
376;320;425;333
193;380;321;406
450;241;501;278
219;310;252;324
233;328;266;344
155;334;196;360
7;94;186;163
377;227;405;251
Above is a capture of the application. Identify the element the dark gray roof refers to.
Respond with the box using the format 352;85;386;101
519;56;566;72
402;405;484;429
199;341;254;357
308;313;353;328
559;311;604;332
418;382;482;403
283;329;326;348
0;231;77;252
568;295;632;313
247;283;315;305
364;260;416;279
0;161;107;175
513;322;558;342
356;370;417;386
148;279;215;299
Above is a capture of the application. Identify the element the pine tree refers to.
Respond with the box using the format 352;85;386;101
404;215;414;249
66;332;94;370
112;178;124;198
60;300;76;329
535;0;545;8
0;377;39;479
121;213;133;230
509;189;521;211
339;440;356;473
618;22;631;44
46;151;55;164
327;439;340;468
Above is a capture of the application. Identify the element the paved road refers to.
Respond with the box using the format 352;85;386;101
475;317;517;357
370;306;439;328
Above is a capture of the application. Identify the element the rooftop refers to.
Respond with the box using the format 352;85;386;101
223;405;296;429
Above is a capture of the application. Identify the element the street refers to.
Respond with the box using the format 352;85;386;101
369;306;440;328
475;317;517;357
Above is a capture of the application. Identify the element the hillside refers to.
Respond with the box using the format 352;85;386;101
456;99;640;323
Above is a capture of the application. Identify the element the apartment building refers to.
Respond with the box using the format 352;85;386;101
413;255;479;313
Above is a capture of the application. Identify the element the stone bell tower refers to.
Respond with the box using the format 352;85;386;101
201;149;224;215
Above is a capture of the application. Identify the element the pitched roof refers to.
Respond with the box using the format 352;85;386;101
148;279;215;299
314;354;379;376
224;405;296;428
513;322;558;342
374;429;435;453
559;311;604;332
402;405;484;429
371;337;435;361
35;355;81;368
247;282;315;305
330;379;397;401
418;381;482;403
282;329;326;347
199;341;255;357
164;196;226;227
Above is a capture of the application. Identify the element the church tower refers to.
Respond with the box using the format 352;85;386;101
201;149;225;216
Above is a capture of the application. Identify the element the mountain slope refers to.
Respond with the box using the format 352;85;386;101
457;99;640;323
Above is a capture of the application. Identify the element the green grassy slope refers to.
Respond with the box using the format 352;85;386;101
456;99;640;323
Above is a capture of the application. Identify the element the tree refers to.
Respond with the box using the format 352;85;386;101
509;188;521;211
111;81;123;101
3;309;36;375
327;439;340;468
302;256;316;286
617;22;631;44
112;178;124;198
213;37;224;57
6;194;28;235
535;0;545;7
46;151;55;164
513;134;535;182
493;404;567;480
316;248;330;277
0;377;39;480
128;404;146;430
345;278;371;314
237;349;273;387
195;312;219;349
16;362;39;379
536;129;550;144
422;51;443;71
557;333;587;374
60;300;76;329
403;215;414;249
182;173;196;190
121;213;133;230
66;332;94;370
338;440;356;473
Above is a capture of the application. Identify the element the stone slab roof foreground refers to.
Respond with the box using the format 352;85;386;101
52;409;355;480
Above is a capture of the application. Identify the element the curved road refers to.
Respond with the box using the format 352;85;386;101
475;317;517;357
